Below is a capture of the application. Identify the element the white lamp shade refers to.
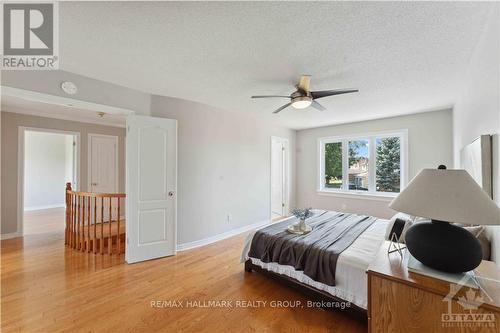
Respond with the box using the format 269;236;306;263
389;169;500;225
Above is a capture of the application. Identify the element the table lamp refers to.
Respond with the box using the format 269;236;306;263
389;165;500;273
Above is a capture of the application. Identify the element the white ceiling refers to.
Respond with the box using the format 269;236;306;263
56;1;492;129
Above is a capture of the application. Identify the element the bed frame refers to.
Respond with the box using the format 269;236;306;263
244;259;367;321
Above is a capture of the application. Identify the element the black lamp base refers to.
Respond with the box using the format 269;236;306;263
404;220;482;273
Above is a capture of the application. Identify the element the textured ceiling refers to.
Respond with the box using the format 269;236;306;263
58;2;493;129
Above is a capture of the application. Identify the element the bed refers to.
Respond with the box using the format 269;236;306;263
241;209;388;315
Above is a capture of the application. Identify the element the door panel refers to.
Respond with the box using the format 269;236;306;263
89;135;117;193
139;127;168;201
126;115;177;263
139;209;166;244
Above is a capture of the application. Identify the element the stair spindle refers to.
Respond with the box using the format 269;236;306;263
109;197;112;255
117;198;121;254
94;197;97;254
64;187;125;257
82;196;86;252
76;195;79;250
101;197;104;255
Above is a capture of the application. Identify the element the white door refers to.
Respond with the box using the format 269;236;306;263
89;134;118;193
126;115;177;263
271;137;287;219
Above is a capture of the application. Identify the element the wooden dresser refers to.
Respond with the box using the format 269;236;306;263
367;241;500;333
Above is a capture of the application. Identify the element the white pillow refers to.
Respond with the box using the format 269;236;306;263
385;212;414;243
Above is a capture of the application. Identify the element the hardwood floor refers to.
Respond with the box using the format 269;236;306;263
1;227;367;332
24;208;66;235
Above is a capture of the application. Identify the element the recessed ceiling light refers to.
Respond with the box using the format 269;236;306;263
61;81;78;95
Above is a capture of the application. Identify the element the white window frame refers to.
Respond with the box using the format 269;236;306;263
318;129;408;200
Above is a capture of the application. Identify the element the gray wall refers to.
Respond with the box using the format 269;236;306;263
296;110;453;219
453;6;499;262
1;69;297;245
150;95;296;244
1;112;126;235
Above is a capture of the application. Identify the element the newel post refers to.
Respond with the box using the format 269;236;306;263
65;182;72;245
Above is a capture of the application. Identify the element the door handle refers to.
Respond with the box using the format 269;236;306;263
91;182;98;186
168;191;175;197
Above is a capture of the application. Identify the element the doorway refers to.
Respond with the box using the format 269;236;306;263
270;136;289;220
21;128;80;235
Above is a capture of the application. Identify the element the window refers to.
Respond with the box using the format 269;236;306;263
348;139;369;191
324;142;343;189
319;130;407;196
375;136;401;193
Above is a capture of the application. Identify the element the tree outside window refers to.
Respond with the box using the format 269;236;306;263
320;131;405;195
376;137;401;193
324;142;342;188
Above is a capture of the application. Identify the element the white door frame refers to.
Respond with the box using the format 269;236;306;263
87;133;119;193
270;136;290;219
17;126;81;236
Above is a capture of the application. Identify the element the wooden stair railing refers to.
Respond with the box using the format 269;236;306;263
65;183;126;255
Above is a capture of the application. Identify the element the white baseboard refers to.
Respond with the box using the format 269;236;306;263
176;219;272;252
1;231;22;240
24;203;65;211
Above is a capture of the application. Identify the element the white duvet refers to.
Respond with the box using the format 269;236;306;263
241;212;388;309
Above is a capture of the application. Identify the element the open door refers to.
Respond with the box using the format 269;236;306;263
126;115;177;263
271;136;288;220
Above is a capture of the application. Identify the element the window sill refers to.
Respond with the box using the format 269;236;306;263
316;190;398;202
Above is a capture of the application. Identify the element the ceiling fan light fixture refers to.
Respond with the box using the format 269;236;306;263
250;75;358;114
291;96;312;109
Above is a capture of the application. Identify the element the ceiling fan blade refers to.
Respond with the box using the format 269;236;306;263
273;102;292;114
311;89;358;99
311;100;327;111
297;75;311;92
251;95;290;99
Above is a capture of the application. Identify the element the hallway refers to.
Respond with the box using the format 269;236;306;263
24;208;65;235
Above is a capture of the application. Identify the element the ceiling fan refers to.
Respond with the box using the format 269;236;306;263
251;75;358;114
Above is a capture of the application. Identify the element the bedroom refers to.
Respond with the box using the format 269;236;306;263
1;1;499;332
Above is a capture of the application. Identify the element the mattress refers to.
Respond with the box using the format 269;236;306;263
241;211;388;309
